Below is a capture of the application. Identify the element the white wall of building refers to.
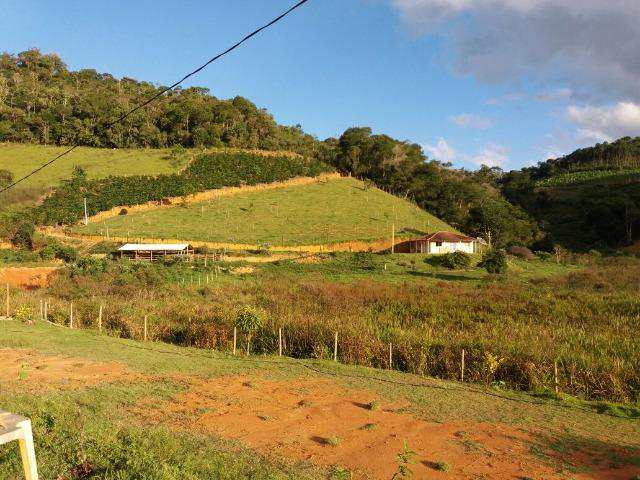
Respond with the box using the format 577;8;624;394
428;241;475;254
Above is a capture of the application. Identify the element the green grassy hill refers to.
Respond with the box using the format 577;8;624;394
0;143;187;211
73;177;454;246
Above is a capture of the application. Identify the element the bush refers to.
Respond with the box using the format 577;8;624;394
432;251;472;270
506;246;535;260
478;249;508;274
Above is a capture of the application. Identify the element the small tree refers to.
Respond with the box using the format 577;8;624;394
235;306;264;356
478;249;507;274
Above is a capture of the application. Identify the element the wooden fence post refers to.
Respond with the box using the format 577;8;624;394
144;315;148;342
388;342;393;369
98;304;103;332
279;328;283;357
233;327;237;356
461;349;466;382
554;360;559;395
43;301;48;323
333;331;338;362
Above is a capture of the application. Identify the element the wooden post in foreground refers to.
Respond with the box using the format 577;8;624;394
333;331;338;362
43;301;48;323
69;303;74;329
278;328;283;357
554;360;559;395
98;304;103;332
233;327;237;356
461;349;466;382
144;315;148;342
388;342;393;369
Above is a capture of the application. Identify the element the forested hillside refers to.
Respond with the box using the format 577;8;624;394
501;137;640;251
0;49;322;156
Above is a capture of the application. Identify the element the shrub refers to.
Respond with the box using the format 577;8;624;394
478;250;508;274
432;251;472;270
506;246;535;260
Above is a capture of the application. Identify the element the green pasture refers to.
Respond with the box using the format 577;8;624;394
74;177;453;246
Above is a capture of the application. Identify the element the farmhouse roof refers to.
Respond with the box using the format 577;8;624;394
118;243;190;252
420;231;477;243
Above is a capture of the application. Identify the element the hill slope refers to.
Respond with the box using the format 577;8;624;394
71;177;454;247
501;136;640;250
0;143;188;211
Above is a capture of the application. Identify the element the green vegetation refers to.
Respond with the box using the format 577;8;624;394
0;50;320;154
4;251;638;401
31;151;330;226
75;177;452;245
0;143;189;212
501;136;640;251
535;168;640;187
327;128;539;247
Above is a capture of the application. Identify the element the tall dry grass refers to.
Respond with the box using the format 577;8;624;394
10;257;640;402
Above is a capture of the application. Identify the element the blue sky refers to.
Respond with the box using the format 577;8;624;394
3;0;639;170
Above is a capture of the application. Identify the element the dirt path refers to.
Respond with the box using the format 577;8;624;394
0;349;135;391
134;375;639;480
0;267;59;289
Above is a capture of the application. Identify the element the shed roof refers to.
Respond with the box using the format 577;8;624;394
419;231;477;243
118;243;190;252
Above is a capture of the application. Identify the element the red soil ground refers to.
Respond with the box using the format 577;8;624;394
135;375;639;480
0;267;58;289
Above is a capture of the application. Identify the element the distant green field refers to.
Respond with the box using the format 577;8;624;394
0;143;186;210
535;169;640;188
74;177;453;245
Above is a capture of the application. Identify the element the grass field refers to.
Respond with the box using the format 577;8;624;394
73;177;453;246
0;320;638;479
0;143;187;210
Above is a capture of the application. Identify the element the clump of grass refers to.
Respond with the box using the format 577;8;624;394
325;436;341;447
360;423;377;431
433;461;451;472
330;465;352;479
367;400;381;411
297;400;313;408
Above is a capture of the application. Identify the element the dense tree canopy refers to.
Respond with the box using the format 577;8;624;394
0;49;318;154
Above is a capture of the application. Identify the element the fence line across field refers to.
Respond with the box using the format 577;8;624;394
2;290;567;396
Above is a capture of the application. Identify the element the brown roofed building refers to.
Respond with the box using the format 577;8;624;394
394;232;484;254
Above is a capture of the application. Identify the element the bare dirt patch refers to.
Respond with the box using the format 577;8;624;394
133;375;638;479
0;267;59;289
0;349;134;391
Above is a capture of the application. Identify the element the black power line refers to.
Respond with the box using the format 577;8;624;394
0;0;311;196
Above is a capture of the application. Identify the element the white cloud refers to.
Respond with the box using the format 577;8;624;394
471;144;509;167
425;138;456;163
449;113;493;129
391;0;640;102
567;102;640;143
